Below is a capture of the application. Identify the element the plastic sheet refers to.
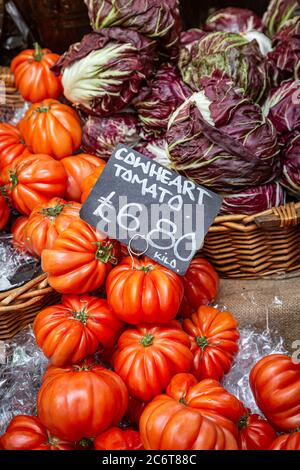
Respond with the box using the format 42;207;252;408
0;234;40;292
0;327;47;434
0;322;287;435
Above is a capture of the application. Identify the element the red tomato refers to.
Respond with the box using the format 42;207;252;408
24;197;81;256
179;258;219;318
61;154;106;202
80;165;106;203
42;219;119;294
94;427;143;450
0;415;75;450
269;431;300;450
250;354;300;432
11;216;29;251
34;294;124;366
238;413;277;450
140;373;245;450
3;154;67;215
0;194;10;230
11;44;62;103
18;99;82;160
0;123;29;174
37;358;128;441
114;322;193;402
182;306;239;381
106;256;184;324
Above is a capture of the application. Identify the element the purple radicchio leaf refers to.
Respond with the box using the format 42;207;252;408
204;7;264;33
263;79;300;143
132;63;191;137
81;112;141;159
280;131;300;196
221;182;286;215
84;0;182;60
166;71;280;193
53;29;157;116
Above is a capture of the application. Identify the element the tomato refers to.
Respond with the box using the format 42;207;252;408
106;256;184;324
61;154;106;202
0;123;29;175
182;306;239;381
179;258;219;318
94;427;143;450
0;415;75;450
269;431;300;450
3;154;67;215
11;43;62;103
34;294;124;366
125;397;146;426
81;166;106;204
18;99;82;160
140;373;245;450
37;358;128;441
11;216;29;251
250;354;300;432
24;197;81;257
114;323;193;402
0;194;10;230
237;413;277;450
42;219;119;294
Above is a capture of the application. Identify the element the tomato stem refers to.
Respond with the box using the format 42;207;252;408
140;333;154;347
138;265;153;273
36;105;50;113
8;170;18;189
238;414;249;430
179;396;188;406
72;306;88;325
40;202;66;218
195;336;209;351
95;241;117;264
33;42;45;61
78;437;93;448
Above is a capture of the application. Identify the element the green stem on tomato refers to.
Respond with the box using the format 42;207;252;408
140;333;154;347
33;42;45;62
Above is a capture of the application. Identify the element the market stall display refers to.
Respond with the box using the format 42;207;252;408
1;0;300;453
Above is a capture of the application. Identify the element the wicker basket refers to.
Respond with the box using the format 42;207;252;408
0;274;60;341
202;201;300;279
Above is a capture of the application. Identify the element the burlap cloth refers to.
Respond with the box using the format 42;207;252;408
218;276;300;353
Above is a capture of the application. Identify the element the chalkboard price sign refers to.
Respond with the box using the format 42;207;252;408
80;145;222;275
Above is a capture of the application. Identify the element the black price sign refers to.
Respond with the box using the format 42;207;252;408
80;145;222;275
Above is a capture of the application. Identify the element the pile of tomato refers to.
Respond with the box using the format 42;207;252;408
0;45;299;452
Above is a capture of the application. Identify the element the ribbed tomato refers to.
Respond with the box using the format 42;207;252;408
0;123;29;174
0;194;10;230
34;295;124;366
24;198;81;256
37;358;128;441
182;306;239;381
106;256;184;324
42;219;119;294
81;166;106;204
18;99;82;160
0;415;75;450
11;216;29;251
238;413;277;450
179;258;219;318
3;154;67;215
94;428;143;450
61;154;106;202
250;354;300;432
11;43;62;103
114;323;193;402
269;431;300;450
140;373;245;450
